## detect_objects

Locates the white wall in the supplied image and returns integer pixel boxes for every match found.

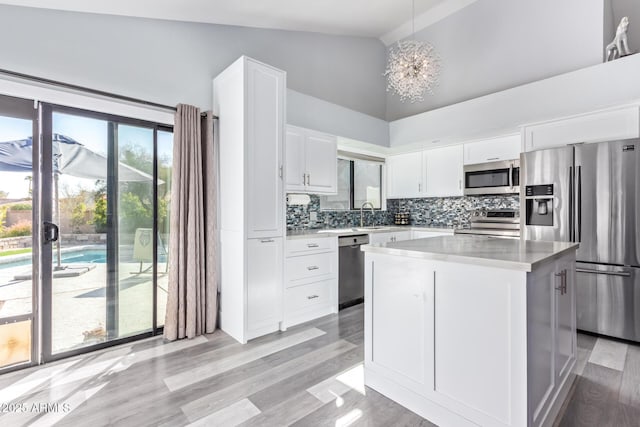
[287,90,389,147]
[0,4,388,120]
[386,0,605,121]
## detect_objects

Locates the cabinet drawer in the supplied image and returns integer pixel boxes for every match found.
[286,251,335,284]
[286,237,335,256]
[285,280,332,313]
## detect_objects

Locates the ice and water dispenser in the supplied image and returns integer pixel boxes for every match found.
[525,184,554,226]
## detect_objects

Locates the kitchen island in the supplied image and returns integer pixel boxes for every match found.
[362,235,578,427]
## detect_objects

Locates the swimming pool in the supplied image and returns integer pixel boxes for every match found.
[0,247,167,269]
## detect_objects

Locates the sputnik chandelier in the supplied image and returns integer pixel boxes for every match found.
[385,0,441,103]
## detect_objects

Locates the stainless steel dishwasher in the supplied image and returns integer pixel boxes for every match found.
[338,234,369,309]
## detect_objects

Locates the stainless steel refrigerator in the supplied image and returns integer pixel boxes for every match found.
[522,139,640,342]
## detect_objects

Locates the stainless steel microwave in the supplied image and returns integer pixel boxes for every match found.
[463,159,520,195]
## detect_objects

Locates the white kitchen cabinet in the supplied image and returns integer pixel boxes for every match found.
[527,252,577,427]
[284,236,338,328]
[386,151,424,199]
[424,145,463,197]
[214,56,286,343]
[247,238,284,335]
[285,125,337,194]
[411,230,453,239]
[555,258,575,387]
[285,127,306,191]
[387,145,463,199]
[364,248,577,427]
[463,134,521,165]
[369,230,412,245]
[367,257,434,395]
[523,106,640,152]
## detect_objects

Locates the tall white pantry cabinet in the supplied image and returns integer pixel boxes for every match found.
[213,56,286,344]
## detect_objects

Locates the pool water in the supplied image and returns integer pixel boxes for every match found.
[61,250,107,264]
[0,249,167,269]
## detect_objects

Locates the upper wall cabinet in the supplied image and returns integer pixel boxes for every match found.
[523,106,640,152]
[285,125,337,194]
[386,145,463,199]
[463,134,521,165]
[424,145,463,198]
[386,151,424,199]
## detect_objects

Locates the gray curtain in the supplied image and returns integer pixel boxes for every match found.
[164,104,217,341]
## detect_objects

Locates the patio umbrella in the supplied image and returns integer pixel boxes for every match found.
[0,134,157,267]
[0,134,154,181]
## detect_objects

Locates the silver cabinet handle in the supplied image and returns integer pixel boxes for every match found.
[576,268,631,277]
[302,173,306,185]
[307,295,319,300]
[261,239,274,243]
[487,157,500,161]
[307,266,319,271]
[307,173,311,186]
[418,183,422,192]
[279,165,283,179]
[459,179,462,190]
[307,243,319,248]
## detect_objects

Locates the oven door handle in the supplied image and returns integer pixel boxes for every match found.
[576,268,631,277]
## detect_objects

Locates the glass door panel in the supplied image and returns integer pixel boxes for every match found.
[43,106,169,359]
[0,96,37,370]
[156,130,173,328]
[49,112,109,353]
[117,124,154,336]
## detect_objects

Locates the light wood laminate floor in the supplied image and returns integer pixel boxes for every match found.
[0,304,639,426]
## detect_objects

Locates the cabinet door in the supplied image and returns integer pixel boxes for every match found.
[392,231,412,242]
[523,106,640,152]
[368,256,433,395]
[411,230,452,239]
[424,145,463,197]
[246,60,285,238]
[527,260,556,426]
[463,135,521,165]
[247,238,283,334]
[285,126,306,192]
[555,258,576,383]
[305,130,337,194]
[369,232,393,245]
[386,152,423,199]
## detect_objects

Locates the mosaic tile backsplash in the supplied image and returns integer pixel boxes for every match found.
[387,195,520,228]
[286,194,520,230]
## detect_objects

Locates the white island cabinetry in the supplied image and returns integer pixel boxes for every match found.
[363,236,578,427]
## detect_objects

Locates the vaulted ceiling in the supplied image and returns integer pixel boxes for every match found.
[0,0,477,44]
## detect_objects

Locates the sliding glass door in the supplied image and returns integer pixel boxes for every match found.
[38,104,172,361]
[0,96,172,370]
[0,95,38,371]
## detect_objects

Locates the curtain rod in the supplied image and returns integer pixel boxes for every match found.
[0,67,215,118]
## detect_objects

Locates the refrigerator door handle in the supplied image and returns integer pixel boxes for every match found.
[569,166,574,242]
[576,267,631,277]
[509,163,513,188]
[576,166,582,242]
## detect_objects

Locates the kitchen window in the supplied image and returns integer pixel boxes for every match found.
[320,157,383,210]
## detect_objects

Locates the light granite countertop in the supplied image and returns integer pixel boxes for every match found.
[286,225,456,239]
[361,235,579,272]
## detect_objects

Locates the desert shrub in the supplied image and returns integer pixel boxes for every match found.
[0,221,32,238]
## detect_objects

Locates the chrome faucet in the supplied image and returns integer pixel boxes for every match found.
[360,202,375,227]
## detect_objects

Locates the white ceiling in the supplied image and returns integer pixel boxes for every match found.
[0,0,477,44]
